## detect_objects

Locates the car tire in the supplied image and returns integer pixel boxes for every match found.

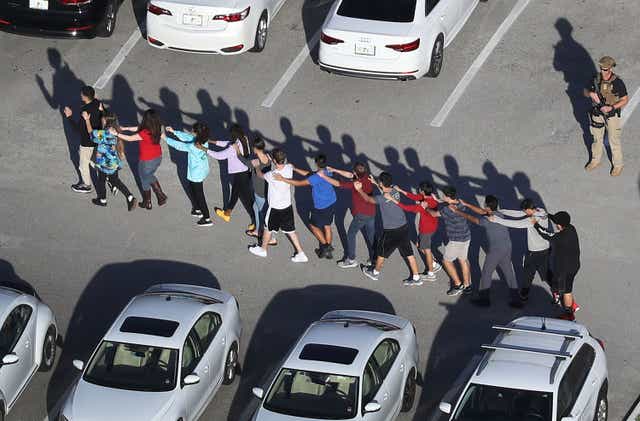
[251,12,268,52]
[222,343,239,385]
[0,405,4,421]
[38,326,57,372]
[400,368,417,412]
[593,383,608,421]
[98,0,118,38]
[426,35,444,78]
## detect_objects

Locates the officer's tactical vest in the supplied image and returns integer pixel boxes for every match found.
[595,73,620,106]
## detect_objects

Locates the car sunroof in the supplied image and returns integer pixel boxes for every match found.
[120,316,179,337]
[299,344,359,364]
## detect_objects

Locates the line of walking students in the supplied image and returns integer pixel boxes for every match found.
[65,85,581,321]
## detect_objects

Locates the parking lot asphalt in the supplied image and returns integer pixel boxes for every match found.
[1,0,639,419]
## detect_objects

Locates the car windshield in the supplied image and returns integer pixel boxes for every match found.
[83,341,178,392]
[264,368,359,419]
[452,383,553,421]
[337,0,416,23]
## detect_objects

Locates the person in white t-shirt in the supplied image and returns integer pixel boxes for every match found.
[249,149,308,263]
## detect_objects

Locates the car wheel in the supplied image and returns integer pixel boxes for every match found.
[0,405,4,421]
[251,12,268,52]
[594,385,608,421]
[39,326,57,372]
[400,369,417,412]
[426,35,444,78]
[98,0,117,37]
[222,343,238,385]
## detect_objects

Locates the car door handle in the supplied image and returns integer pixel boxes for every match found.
[25,339,30,349]
[400,363,405,373]
[203,365,209,374]
[383,392,389,401]
[440,15,445,20]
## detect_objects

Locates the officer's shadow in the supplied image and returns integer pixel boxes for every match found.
[552,17,597,163]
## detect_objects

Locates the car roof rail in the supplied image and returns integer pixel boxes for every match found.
[480,343,572,358]
[491,323,583,340]
[142,290,222,304]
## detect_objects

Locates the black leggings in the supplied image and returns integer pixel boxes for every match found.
[97,171,132,201]
[227,171,255,225]
[188,181,209,219]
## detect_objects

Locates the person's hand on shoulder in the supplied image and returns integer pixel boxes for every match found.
[354,181,363,191]
[81,111,90,121]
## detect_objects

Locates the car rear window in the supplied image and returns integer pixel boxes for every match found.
[337,0,417,23]
[120,316,179,337]
[299,344,359,364]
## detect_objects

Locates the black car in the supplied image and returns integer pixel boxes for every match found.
[0,0,123,38]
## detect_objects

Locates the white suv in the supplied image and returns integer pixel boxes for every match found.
[439,316,608,421]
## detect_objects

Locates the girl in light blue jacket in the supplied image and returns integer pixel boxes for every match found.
[164,123,213,227]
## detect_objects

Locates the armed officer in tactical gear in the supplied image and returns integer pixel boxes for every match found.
[584,56,628,177]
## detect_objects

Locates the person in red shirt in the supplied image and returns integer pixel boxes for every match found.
[391,182,442,281]
[114,109,166,210]
[318,162,376,268]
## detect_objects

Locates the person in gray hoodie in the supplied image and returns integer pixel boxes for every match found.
[489,198,551,302]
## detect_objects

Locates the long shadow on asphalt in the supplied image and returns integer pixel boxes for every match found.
[0,259,39,298]
[412,284,559,421]
[553,17,597,163]
[44,259,221,418]
[226,284,396,421]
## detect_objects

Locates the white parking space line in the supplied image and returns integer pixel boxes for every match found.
[430,0,532,127]
[261,29,321,108]
[94,29,142,90]
[621,86,640,127]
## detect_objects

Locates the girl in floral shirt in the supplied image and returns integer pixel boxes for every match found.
[83,110,137,211]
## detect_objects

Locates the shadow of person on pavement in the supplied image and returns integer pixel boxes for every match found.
[35,48,87,185]
[553,17,597,162]
[227,284,396,421]
[411,284,557,421]
[45,259,221,419]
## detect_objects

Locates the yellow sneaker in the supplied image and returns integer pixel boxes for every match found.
[585,161,600,171]
[610,166,623,177]
[247,223,256,231]
[215,208,231,222]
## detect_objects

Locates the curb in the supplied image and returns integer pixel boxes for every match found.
[625,395,640,421]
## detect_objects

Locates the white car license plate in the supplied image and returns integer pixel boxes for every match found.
[29,0,48,10]
[355,42,375,56]
[182,14,203,26]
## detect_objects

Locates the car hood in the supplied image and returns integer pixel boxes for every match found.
[254,407,342,421]
[68,380,176,421]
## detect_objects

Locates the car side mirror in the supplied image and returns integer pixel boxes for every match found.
[439,402,452,414]
[252,387,265,400]
[364,401,381,413]
[1,353,19,365]
[183,374,201,386]
[72,359,84,371]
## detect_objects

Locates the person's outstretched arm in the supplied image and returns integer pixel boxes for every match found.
[459,198,487,216]
[355,181,376,204]
[318,171,341,187]
[451,206,480,225]
[273,173,310,187]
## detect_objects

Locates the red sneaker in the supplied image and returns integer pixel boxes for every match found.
[571,301,581,313]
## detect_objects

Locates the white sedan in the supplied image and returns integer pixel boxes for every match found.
[319,0,479,80]
[0,284,57,420]
[146,0,287,54]
[59,284,242,421]
[251,310,419,421]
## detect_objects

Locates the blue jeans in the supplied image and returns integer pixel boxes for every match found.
[346,214,376,261]
[138,157,161,191]
[253,193,266,231]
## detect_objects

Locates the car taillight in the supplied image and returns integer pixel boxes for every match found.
[148,3,172,16]
[321,32,344,45]
[386,38,420,52]
[0,18,10,25]
[58,0,92,5]
[213,6,250,22]
[595,337,605,350]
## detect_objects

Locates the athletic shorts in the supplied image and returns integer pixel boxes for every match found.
[266,206,295,233]
[554,270,578,294]
[310,205,335,227]
[418,233,433,250]
[377,225,413,259]
[444,240,470,261]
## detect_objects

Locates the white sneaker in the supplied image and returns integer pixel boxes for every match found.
[337,259,358,269]
[420,272,437,282]
[249,246,267,258]
[291,252,308,263]
[432,262,442,273]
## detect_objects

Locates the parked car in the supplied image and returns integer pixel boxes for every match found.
[319,0,478,80]
[0,284,58,420]
[439,316,608,421]
[0,0,123,38]
[146,0,287,54]
[251,310,419,421]
[58,283,242,421]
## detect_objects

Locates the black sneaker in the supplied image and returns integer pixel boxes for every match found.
[446,284,465,296]
[72,184,92,193]
[462,285,473,295]
[126,196,137,212]
[92,198,107,207]
[324,247,333,260]
[519,288,530,302]
[197,217,213,227]
[315,245,327,258]
[191,209,203,218]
